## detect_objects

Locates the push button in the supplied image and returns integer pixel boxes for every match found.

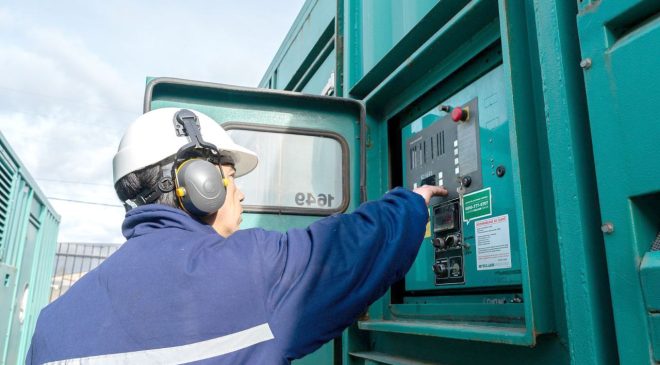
[451,106,469,122]
[440,105,469,122]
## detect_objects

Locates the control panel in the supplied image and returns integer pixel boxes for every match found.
[401,66,521,293]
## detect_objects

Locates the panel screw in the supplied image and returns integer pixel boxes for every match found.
[601,222,614,234]
[580,58,592,69]
[496,165,506,177]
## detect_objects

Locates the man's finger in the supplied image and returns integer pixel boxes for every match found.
[427,185,448,196]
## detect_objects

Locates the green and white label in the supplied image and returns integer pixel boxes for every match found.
[462,187,492,223]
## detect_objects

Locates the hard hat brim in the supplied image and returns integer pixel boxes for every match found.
[225,144,258,177]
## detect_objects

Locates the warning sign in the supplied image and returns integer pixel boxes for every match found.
[475,214,511,271]
[463,187,492,222]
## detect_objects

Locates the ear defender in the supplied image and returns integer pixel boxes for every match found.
[174,159,227,217]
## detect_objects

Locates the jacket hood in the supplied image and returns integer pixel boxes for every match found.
[121,204,216,239]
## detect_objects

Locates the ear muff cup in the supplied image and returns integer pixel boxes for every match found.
[175,159,226,217]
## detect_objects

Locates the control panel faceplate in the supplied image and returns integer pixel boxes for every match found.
[401,66,521,292]
[406,98,482,202]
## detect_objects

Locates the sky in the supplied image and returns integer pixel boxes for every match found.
[0,0,306,244]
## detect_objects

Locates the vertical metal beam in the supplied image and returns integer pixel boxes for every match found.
[498,0,556,341]
[345,0,363,92]
[530,2,619,362]
[335,0,344,97]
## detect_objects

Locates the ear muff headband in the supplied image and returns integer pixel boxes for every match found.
[171,109,229,217]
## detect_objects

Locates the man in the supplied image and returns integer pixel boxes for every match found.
[28,108,447,364]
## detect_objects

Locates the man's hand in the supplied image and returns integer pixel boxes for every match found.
[412,185,448,206]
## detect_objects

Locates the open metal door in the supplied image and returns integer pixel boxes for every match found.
[577,1,660,363]
[144,77,365,364]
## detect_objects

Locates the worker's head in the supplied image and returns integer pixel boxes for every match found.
[112,108,258,237]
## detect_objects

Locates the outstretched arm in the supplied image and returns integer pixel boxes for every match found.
[256,186,446,360]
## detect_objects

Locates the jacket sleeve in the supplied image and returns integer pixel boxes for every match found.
[25,343,33,365]
[254,187,428,360]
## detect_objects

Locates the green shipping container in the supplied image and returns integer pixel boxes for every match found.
[145,0,660,363]
[0,132,60,365]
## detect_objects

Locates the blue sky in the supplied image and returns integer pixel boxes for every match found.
[0,1,305,243]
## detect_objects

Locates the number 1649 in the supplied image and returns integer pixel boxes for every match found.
[295,192,335,207]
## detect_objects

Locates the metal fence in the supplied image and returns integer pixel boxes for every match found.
[50,242,121,302]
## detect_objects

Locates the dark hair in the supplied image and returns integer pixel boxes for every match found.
[114,160,178,209]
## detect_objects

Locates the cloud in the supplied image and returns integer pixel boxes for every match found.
[0,8,15,30]
[27,28,137,109]
[1,110,127,243]
[52,201,126,243]
[0,8,138,243]
[0,0,306,244]
[0,33,138,116]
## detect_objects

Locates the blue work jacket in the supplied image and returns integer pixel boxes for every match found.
[27,188,427,364]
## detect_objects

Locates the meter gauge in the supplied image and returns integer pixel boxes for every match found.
[433,201,459,233]
[449,256,463,278]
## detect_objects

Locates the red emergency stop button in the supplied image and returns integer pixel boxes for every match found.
[451,107,469,122]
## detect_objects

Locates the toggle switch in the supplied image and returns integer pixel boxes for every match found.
[433,262,448,277]
[432,237,446,249]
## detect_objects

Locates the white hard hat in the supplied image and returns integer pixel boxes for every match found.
[112,108,258,184]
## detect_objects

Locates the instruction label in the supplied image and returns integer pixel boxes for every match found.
[463,187,492,222]
[475,214,511,271]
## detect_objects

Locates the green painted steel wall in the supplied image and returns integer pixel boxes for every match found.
[260,0,658,363]
[577,1,660,363]
[259,0,338,92]
[0,132,60,365]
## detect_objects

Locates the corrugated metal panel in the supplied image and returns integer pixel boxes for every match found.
[0,147,16,262]
[0,132,60,365]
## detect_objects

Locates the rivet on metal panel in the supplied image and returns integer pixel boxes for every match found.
[601,222,614,234]
[580,58,592,69]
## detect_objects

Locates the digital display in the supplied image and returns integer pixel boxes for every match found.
[421,175,436,186]
[434,203,457,232]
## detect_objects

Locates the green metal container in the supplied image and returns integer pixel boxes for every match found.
[145,0,660,363]
[577,1,660,363]
[0,132,60,365]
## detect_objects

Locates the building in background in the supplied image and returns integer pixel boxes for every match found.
[0,132,60,365]
[50,242,120,302]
